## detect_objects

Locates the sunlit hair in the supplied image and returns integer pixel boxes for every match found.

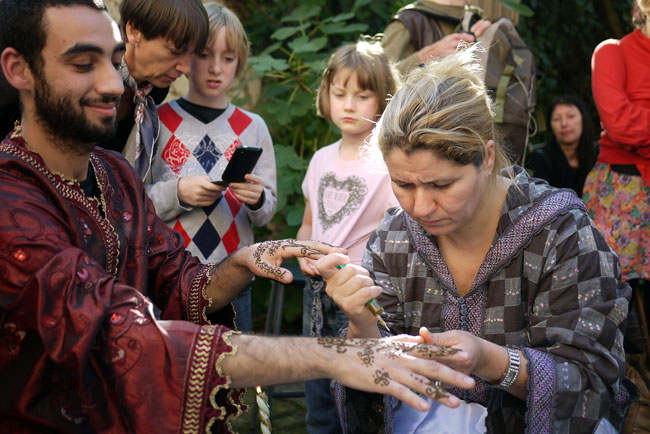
[203,2,250,77]
[373,46,512,180]
[317,38,398,121]
[633,0,650,29]
[120,0,208,54]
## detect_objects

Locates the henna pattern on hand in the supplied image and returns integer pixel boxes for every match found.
[253,239,332,279]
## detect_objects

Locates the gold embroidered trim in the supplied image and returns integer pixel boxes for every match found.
[0,139,120,275]
[89,154,120,275]
[188,263,215,324]
[181,324,218,434]
[209,329,245,432]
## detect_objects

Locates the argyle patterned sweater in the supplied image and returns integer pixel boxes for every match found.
[146,100,276,263]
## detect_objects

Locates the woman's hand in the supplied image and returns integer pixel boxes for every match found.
[177,175,224,207]
[297,256,321,277]
[317,253,383,338]
[229,173,265,207]
[418,328,509,385]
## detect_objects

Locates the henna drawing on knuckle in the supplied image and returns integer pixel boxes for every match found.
[373,369,391,387]
[424,380,448,400]
[404,344,461,358]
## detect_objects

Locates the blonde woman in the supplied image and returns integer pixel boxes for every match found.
[318,48,635,433]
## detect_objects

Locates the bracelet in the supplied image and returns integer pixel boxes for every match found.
[496,347,520,390]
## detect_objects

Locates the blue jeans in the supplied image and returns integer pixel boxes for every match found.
[232,285,252,332]
[303,277,348,434]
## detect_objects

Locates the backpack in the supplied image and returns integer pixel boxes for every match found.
[466,14,536,165]
[393,6,537,164]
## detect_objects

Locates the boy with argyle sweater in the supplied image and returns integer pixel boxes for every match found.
[146,2,276,331]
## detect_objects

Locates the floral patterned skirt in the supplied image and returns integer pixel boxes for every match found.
[582,163,650,281]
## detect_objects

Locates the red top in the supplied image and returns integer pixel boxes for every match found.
[591,29,650,185]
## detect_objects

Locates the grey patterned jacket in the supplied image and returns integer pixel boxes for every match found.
[335,167,637,434]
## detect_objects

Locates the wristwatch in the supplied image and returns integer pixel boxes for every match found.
[496,347,521,390]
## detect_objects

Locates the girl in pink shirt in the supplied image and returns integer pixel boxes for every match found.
[296,40,398,434]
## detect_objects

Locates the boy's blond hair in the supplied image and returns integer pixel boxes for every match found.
[375,46,512,179]
[203,2,249,77]
[317,39,398,121]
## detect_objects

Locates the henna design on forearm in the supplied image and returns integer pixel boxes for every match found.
[317,336,348,353]
[374,369,390,387]
[317,338,459,368]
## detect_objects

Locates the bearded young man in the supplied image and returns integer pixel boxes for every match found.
[0,1,476,432]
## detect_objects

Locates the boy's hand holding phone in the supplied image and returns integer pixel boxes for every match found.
[230,173,265,208]
[178,176,225,207]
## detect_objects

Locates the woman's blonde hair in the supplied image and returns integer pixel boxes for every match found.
[317,38,398,121]
[203,2,249,77]
[375,46,511,177]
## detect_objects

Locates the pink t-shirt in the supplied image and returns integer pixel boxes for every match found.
[302,141,398,265]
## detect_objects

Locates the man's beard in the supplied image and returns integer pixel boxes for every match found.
[33,72,119,155]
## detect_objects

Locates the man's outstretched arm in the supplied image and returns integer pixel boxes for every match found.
[204,239,342,312]
[223,334,476,411]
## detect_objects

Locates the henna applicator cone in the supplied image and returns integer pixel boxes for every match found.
[335,264,389,330]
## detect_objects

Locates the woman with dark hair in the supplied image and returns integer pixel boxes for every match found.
[526,95,597,195]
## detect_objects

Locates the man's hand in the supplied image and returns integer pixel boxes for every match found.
[229,173,265,207]
[416,19,491,63]
[470,19,491,38]
[417,33,475,62]
[225,334,476,411]
[205,239,344,312]
[240,239,344,284]
[177,176,224,207]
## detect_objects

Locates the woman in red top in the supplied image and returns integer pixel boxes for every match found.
[582,0,650,282]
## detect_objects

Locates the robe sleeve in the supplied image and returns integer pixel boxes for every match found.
[0,170,244,433]
[521,208,633,433]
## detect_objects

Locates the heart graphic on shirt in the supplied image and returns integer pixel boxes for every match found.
[317,172,368,231]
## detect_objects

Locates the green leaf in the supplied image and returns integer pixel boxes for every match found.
[286,203,306,226]
[281,5,322,23]
[261,42,282,55]
[289,36,328,54]
[330,12,356,23]
[320,22,368,35]
[271,23,311,41]
[248,54,288,73]
[497,0,534,17]
[352,0,373,12]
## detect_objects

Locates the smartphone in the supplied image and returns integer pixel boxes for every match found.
[212,146,263,186]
